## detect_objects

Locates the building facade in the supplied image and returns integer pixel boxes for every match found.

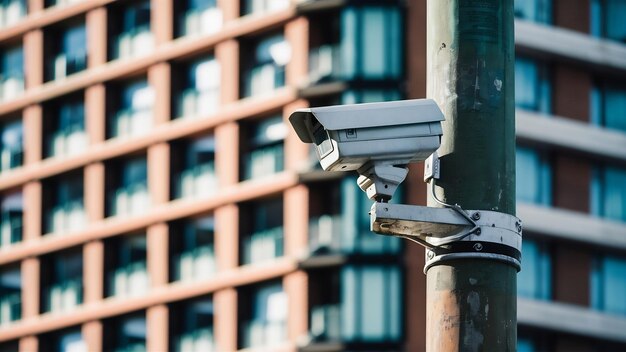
[0,0,623,351]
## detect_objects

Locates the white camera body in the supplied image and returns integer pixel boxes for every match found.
[289,99,444,201]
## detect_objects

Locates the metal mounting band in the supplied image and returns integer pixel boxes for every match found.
[370,203,523,272]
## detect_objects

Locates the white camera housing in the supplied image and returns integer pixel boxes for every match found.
[289,99,444,201]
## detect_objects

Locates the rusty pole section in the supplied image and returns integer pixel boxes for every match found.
[425,0,517,351]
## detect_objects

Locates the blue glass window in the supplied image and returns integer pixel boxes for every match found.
[516,147,552,205]
[176,56,220,119]
[178,0,221,37]
[340,265,402,342]
[170,297,215,352]
[591,82,626,133]
[110,1,153,60]
[592,254,626,316]
[241,198,283,265]
[242,116,285,181]
[514,0,552,24]
[240,282,287,349]
[41,249,83,313]
[0,119,23,172]
[106,234,149,298]
[515,57,552,114]
[0,0,26,28]
[110,79,154,139]
[591,0,626,43]
[592,165,626,222]
[0,192,22,248]
[44,172,85,235]
[242,34,290,98]
[45,94,87,158]
[172,136,217,199]
[108,156,149,217]
[104,312,147,352]
[0,265,20,326]
[170,217,216,282]
[0,45,24,102]
[340,6,402,80]
[518,239,552,300]
[40,328,86,352]
[48,24,87,81]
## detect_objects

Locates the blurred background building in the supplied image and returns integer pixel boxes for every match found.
[0,0,624,351]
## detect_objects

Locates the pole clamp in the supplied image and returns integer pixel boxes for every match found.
[370,203,522,273]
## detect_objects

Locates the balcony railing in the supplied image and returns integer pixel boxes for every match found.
[112,108,152,139]
[53,54,87,80]
[50,129,88,158]
[175,327,215,352]
[308,45,341,84]
[308,215,343,254]
[242,227,283,265]
[115,28,154,60]
[0,291,20,326]
[175,162,218,199]
[243,144,284,180]
[241,320,286,349]
[110,261,149,298]
[0,77,24,102]
[0,0,26,29]
[244,64,285,98]
[49,201,86,235]
[0,212,22,248]
[173,245,216,282]
[45,278,82,313]
[112,182,150,217]
[182,7,222,37]
[310,304,341,342]
[179,88,220,119]
[0,147,22,172]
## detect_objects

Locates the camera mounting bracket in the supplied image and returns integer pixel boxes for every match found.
[370,202,522,273]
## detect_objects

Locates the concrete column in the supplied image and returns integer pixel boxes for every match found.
[148,62,171,126]
[21,258,40,319]
[147,304,169,351]
[23,181,42,241]
[19,336,38,352]
[24,30,44,89]
[27,0,44,13]
[85,163,105,222]
[83,241,104,304]
[151,0,173,45]
[148,142,170,205]
[215,40,239,105]
[86,84,107,144]
[218,0,239,22]
[87,7,108,68]
[215,123,239,187]
[285,17,309,87]
[147,223,169,287]
[215,204,238,271]
[283,185,308,258]
[214,288,238,352]
[82,320,103,352]
[553,65,592,122]
[23,105,42,165]
[284,271,308,343]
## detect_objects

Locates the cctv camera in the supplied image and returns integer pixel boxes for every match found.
[289,99,444,201]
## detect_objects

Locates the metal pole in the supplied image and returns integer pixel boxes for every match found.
[425,0,517,351]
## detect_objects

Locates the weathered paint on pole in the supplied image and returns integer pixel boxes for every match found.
[425,0,517,351]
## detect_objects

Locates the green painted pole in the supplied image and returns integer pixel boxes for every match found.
[425,0,517,351]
